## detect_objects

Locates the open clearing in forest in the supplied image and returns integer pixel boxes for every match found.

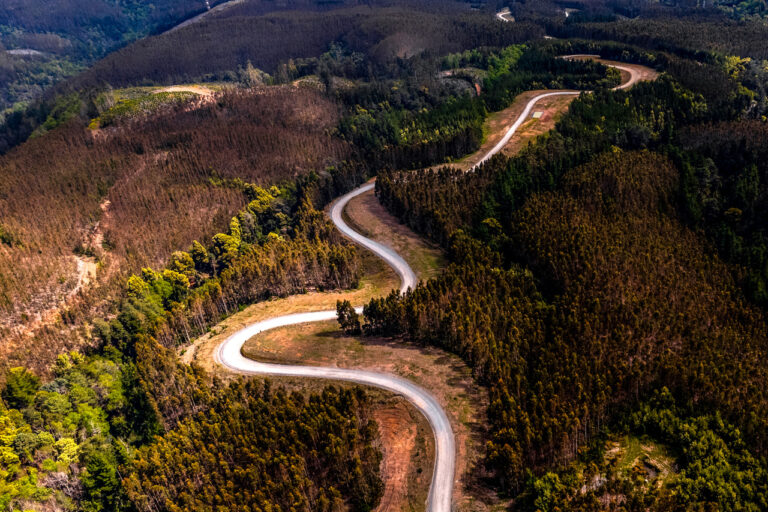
[373,400,434,512]
[152,84,216,97]
[607,435,677,483]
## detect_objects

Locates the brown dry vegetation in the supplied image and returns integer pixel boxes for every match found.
[0,86,349,374]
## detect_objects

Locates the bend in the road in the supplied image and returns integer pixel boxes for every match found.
[475,90,580,167]
[215,54,650,512]
[216,184,452,512]
[473,57,647,169]
[330,184,417,294]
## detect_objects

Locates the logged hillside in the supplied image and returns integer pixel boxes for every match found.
[0,145,368,510]
[0,86,349,371]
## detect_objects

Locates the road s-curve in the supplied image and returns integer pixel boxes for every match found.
[331,183,418,294]
[216,55,649,512]
[216,184,452,512]
[473,56,646,168]
[495,9,514,22]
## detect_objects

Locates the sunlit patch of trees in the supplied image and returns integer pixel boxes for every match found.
[0,173,376,511]
[125,382,383,512]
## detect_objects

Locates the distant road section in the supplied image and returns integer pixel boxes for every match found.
[496,8,515,22]
[473,56,656,168]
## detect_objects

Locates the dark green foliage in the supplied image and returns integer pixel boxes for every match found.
[677,120,768,306]
[124,381,383,512]
[515,389,768,510]
[366,150,768,502]
[340,44,621,171]
[376,73,707,250]
[337,299,362,335]
[0,352,137,510]
[626,389,768,511]
[2,367,40,409]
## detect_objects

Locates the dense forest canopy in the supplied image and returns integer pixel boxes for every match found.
[365,30,768,508]
[1,0,768,510]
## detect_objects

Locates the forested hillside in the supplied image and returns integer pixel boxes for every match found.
[62,2,540,90]
[0,0,233,118]
[0,86,354,375]
[361,27,768,509]
[3,0,768,510]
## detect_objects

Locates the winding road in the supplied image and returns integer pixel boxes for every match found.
[474,56,648,168]
[215,55,652,512]
[215,184,454,512]
[496,9,514,22]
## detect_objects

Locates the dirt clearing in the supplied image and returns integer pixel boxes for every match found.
[153,85,215,97]
[374,400,434,512]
